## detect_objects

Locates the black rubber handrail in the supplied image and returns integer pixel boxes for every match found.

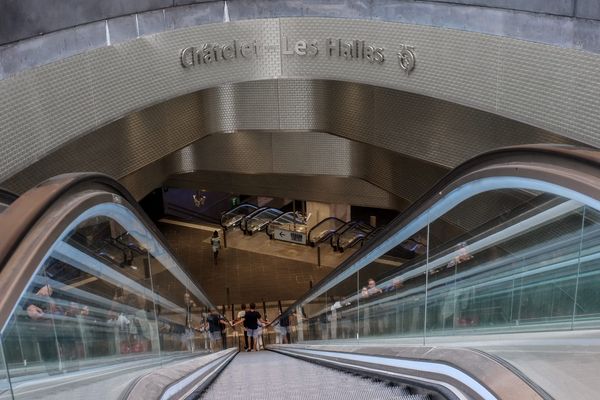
[241,207,283,233]
[334,221,375,250]
[220,203,258,229]
[0,173,139,269]
[273,144,600,323]
[307,216,346,245]
[0,188,18,207]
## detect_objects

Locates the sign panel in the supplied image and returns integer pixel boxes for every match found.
[273,228,307,245]
[180,37,416,74]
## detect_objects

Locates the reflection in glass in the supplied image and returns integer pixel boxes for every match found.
[291,187,600,346]
[1,203,229,400]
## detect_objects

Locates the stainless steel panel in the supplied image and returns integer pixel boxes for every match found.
[279,18,501,111]
[166,171,407,210]
[1,17,600,190]
[120,130,445,208]
[3,79,580,201]
[271,132,353,176]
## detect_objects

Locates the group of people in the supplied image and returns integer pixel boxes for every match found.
[360,277,404,299]
[203,303,273,352]
[233,303,268,351]
[22,283,160,374]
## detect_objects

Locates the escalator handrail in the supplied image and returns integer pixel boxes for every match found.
[334,221,375,248]
[240,206,268,230]
[246,207,283,221]
[329,220,358,247]
[273,144,600,323]
[307,216,346,242]
[0,172,221,326]
[220,203,258,217]
[0,173,142,269]
[0,187,18,207]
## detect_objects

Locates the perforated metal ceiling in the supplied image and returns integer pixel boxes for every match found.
[1,17,600,190]
[2,79,580,203]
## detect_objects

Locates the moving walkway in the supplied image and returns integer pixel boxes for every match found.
[2,146,600,399]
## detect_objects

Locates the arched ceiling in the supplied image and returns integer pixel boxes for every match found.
[1,79,582,213]
[2,16,600,191]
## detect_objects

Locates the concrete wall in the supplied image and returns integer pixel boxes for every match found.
[306,202,351,228]
[4,1,600,79]
[4,0,600,47]
[0,0,214,44]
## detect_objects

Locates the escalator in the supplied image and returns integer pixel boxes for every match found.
[308,217,346,247]
[3,146,600,399]
[220,204,258,230]
[200,351,433,400]
[0,174,448,400]
[269,145,600,400]
[333,221,375,252]
[0,174,240,400]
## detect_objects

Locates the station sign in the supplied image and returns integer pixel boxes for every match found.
[180,36,415,74]
[273,228,307,245]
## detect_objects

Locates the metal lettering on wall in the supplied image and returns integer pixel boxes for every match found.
[398,45,416,74]
[181,36,415,74]
[282,36,385,64]
[180,40,259,67]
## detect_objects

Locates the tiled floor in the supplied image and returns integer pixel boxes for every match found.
[158,221,354,306]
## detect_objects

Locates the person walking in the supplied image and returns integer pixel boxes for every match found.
[211,231,221,265]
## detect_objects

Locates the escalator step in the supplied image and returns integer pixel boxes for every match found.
[200,352,430,400]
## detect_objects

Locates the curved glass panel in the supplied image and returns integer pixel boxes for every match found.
[0,201,235,400]
[287,176,600,348]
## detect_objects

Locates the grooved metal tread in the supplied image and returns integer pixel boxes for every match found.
[200,351,429,400]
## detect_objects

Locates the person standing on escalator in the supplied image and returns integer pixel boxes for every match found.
[235,303,266,351]
[25,284,62,375]
[236,304,249,350]
[206,309,228,352]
